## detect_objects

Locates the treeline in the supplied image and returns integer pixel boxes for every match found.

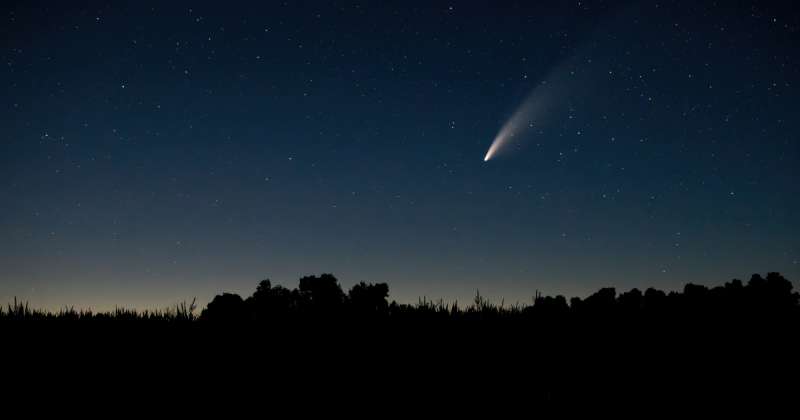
[201,271,800,325]
[4,272,798,409]
[3,272,797,325]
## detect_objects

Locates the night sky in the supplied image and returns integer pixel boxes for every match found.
[2,1,797,312]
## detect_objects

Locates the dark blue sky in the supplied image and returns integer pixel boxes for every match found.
[2,0,797,311]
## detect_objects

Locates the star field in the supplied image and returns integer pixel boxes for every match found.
[1,0,797,311]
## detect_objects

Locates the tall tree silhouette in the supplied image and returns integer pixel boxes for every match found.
[347,281,389,316]
[569,296,583,311]
[617,288,644,309]
[682,283,710,312]
[582,287,616,313]
[245,279,298,321]
[201,293,249,324]
[525,293,569,318]
[297,273,346,316]
[643,287,667,309]
[746,272,800,313]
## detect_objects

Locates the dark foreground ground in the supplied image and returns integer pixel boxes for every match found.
[7,273,797,413]
[7,314,796,415]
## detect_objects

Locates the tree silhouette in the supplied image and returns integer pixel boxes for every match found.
[201,293,249,324]
[617,288,643,309]
[747,272,800,312]
[582,287,616,313]
[347,281,389,316]
[643,287,667,309]
[569,296,583,311]
[682,283,710,312]
[245,279,297,321]
[297,273,346,316]
[525,293,569,317]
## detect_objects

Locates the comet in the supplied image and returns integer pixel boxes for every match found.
[484,84,555,161]
[483,87,550,161]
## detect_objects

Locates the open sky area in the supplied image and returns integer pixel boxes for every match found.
[1,0,797,312]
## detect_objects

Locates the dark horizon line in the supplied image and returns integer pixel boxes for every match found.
[2,271,797,320]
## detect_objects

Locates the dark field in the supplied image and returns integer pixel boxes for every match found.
[5,272,797,412]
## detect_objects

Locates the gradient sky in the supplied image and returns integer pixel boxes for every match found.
[2,0,797,312]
